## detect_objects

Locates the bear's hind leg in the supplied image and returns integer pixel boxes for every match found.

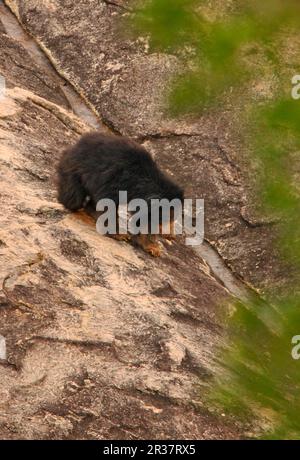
[57,172,86,211]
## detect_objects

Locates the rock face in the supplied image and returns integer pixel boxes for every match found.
[0,2,246,439]
[3,0,287,294]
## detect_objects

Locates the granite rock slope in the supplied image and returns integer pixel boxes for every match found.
[4,0,286,292]
[0,8,243,439]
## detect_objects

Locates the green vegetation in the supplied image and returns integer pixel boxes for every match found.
[131,0,300,438]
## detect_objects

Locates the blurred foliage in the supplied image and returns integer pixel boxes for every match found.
[130,0,300,439]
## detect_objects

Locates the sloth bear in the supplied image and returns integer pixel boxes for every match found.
[57,132,184,256]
